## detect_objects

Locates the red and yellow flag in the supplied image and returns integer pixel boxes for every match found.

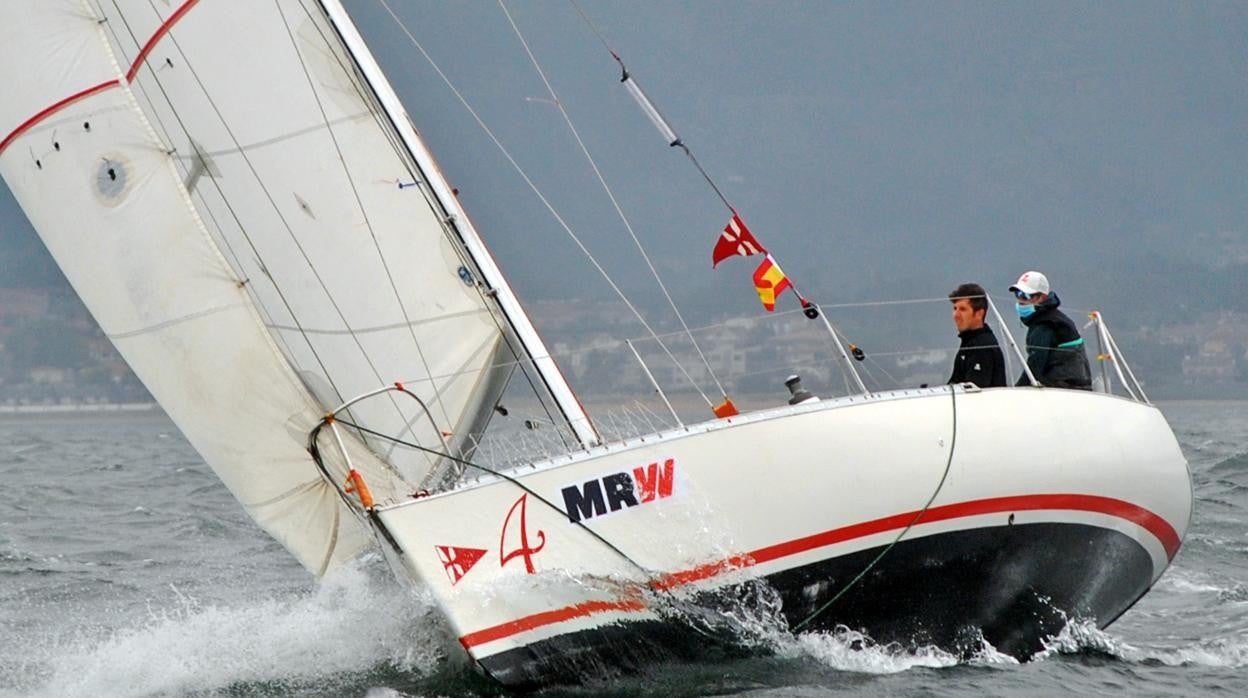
[752,254,793,311]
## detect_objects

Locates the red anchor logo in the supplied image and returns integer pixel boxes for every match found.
[499,493,546,574]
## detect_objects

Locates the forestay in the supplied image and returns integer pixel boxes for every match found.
[0,0,559,574]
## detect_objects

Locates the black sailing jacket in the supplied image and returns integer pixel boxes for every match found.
[948,325,1007,388]
[1015,293,1093,389]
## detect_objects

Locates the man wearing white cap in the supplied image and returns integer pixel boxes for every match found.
[1009,271,1092,389]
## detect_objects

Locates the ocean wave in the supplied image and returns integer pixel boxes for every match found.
[773,625,961,674]
[1210,452,1248,474]
[1033,618,1248,669]
[1162,570,1248,603]
[4,561,450,698]
[1136,638,1248,668]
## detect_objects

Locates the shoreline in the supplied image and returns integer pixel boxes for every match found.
[0,402,163,420]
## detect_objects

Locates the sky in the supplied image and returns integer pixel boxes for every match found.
[3,0,1247,327]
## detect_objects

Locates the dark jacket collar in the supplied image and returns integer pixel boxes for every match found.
[1021,292,1062,326]
[957,324,996,340]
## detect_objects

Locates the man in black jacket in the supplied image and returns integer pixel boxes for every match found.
[947,283,1007,388]
[1009,271,1092,389]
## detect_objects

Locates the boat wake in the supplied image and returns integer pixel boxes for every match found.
[776,626,963,673]
[9,560,1248,697]
[4,560,451,698]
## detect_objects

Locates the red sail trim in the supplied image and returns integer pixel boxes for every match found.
[0,0,202,157]
[459,493,1181,649]
[0,80,121,156]
[126,0,203,82]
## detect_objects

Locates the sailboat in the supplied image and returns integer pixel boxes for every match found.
[0,1,1191,689]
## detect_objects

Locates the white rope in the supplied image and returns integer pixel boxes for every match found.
[374,0,715,408]
[498,0,728,400]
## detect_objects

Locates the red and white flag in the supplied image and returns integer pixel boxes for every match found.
[435,545,487,585]
[712,212,765,267]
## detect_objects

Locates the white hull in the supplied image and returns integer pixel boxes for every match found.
[372,386,1191,685]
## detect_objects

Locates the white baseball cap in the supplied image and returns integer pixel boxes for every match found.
[1010,270,1050,296]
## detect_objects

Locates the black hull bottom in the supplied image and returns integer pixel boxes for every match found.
[476,522,1156,688]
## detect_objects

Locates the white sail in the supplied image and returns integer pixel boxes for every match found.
[316,0,600,450]
[0,0,581,573]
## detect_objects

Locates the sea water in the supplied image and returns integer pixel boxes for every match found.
[1,401,1246,697]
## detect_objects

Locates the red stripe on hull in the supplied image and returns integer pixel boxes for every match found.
[459,598,646,650]
[460,493,1180,649]
[658,493,1180,590]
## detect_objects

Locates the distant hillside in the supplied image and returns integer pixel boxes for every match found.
[1,196,63,289]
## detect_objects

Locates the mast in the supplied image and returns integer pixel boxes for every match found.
[316,0,598,448]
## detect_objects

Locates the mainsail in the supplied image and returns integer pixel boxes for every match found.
[0,0,591,574]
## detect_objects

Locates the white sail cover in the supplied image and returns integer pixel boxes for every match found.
[0,0,525,573]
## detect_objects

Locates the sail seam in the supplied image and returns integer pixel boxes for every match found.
[334,0,599,448]
[103,0,409,500]
[138,5,369,417]
[265,308,491,335]
[118,0,334,395]
[306,0,574,456]
[275,0,456,462]
[295,0,552,465]
[104,302,248,340]
[102,2,336,421]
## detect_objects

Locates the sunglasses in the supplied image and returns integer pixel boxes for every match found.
[1013,289,1034,300]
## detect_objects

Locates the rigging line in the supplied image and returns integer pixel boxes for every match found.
[124,1,305,369]
[120,0,320,358]
[304,8,569,457]
[569,0,613,56]
[628,294,968,343]
[567,0,735,215]
[303,0,570,450]
[498,0,727,401]
[325,417,654,578]
[375,0,715,410]
[829,321,864,395]
[275,0,456,451]
[94,0,243,279]
[329,414,726,645]
[113,0,313,371]
[118,1,393,470]
[161,8,408,430]
[388,336,497,483]
[792,387,958,632]
[396,331,948,390]
[678,143,733,214]
[320,418,725,640]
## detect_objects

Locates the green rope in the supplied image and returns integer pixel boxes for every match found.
[792,387,959,632]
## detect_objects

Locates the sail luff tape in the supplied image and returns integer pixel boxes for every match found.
[622,76,680,146]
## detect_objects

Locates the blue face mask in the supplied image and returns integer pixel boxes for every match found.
[1016,303,1036,319]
